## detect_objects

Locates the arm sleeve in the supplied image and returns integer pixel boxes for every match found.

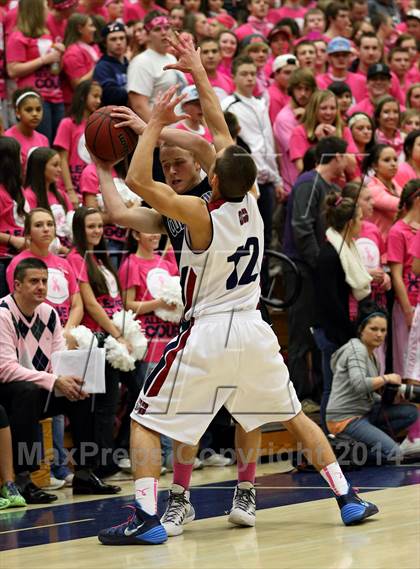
[289,126,309,161]
[6,31,27,63]
[118,257,141,291]
[387,225,405,264]
[347,342,377,395]
[62,47,92,80]
[80,165,99,196]
[127,58,154,97]
[53,118,72,151]
[0,311,56,390]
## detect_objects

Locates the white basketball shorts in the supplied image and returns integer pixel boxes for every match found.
[131,310,301,445]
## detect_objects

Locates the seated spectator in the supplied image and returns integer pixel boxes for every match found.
[6,0,65,144]
[273,67,317,195]
[326,305,419,460]
[267,54,297,124]
[0,137,29,257]
[396,129,420,187]
[23,148,74,251]
[4,89,49,172]
[289,89,357,174]
[387,181,420,377]
[374,96,404,158]
[314,192,372,430]
[93,21,129,106]
[0,257,120,503]
[62,13,101,108]
[0,404,27,509]
[235,0,273,42]
[365,144,402,239]
[401,109,420,135]
[406,83,420,111]
[53,79,102,206]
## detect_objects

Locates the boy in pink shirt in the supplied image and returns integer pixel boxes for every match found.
[123,0,164,22]
[267,54,297,124]
[47,0,79,42]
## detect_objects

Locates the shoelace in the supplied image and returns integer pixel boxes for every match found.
[234,488,256,513]
[163,493,189,523]
[110,505,138,530]
[5,482,21,496]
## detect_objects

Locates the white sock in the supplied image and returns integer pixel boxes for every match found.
[320,462,349,496]
[134,477,158,515]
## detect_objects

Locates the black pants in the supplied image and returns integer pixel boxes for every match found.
[258,182,276,296]
[0,381,95,474]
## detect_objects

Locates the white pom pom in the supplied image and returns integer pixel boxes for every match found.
[114,178,143,207]
[69,325,98,350]
[110,310,148,363]
[104,335,136,371]
[154,276,184,323]
[61,210,75,240]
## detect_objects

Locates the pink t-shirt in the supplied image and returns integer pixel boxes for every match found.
[123,0,164,22]
[0,10,6,99]
[235,20,273,41]
[67,249,123,332]
[78,3,108,19]
[53,117,90,194]
[118,253,179,362]
[316,72,366,103]
[395,162,417,188]
[186,71,234,101]
[79,163,128,243]
[46,12,68,43]
[217,59,233,79]
[273,103,299,194]
[289,124,357,162]
[4,125,49,171]
[6,250,78,325]
[354,70,405,106]
[367,176,402,241]
[267,5,307,27]
[387,219,419,307]
[0,184,29,256]
[267,83,290,124]
[409,231,420,303]
[175,121,213,143]
[6,30,63,103]
[62,42,101,105]
[407,63,420,86]
[23,186,73,240]
[349,97,374,117]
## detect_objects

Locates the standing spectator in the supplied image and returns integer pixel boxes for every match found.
[405,228,420,388]
[222,55,283,292]
[184,12,211,43]
[370,11,395,52]
[406,83,420,110]
[349,63,395,117]
[47,0,79,43]
[282,136,348,405]
[127,19,148,59]
[406,9,420,42]
[78,0,109,19]
[62,13,100,108]
[23,148,74,251]
[235,0,273,42]
[387,181,420,376]
[267,54,297,124]
[4,88,49,171]
[123,0,163,22]
[6,0,65,143]
[325,2,352,39]
[127,11,184,121]
[294,40,317,72]
[273,67,316,195]
[168,6,185,33]
[365,144,402,239]
[105,0,125,22]
[314,193,371,430]
[264,25,293,78]
[316,37,366,103]
[396,129,420,187]
[348,112,376,176]
[240,34,271,100]
[93,22,129,106]
[289,89,357,174]
[193,37,234,101]
[401,109,420,135]
[374,95,404,158]
[53,79,102,205]
[217,29,238,78]
[0,137,29,257]
[303,7,327,36]
[0,1,8,129]
[389,46,411,93]
[329,81,352,123]
[67,207,127,479]
[313,38,329,76]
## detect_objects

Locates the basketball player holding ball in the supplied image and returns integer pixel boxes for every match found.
[97,37,379,545]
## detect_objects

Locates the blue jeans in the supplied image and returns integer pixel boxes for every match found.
[343,402,418,461]
[38,101,65,144]
[51,415,72,480]
[313,328,338,433]
[107,239,126,270]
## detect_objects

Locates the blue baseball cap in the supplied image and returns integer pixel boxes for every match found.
[327,36,352,55]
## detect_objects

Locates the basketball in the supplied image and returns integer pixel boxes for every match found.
[85,106,138,162]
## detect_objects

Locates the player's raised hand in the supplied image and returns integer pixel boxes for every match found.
[111,106,145,136]
[150,86,190,127]
[164,32,203,74]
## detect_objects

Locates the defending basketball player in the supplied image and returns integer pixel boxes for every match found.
[97,36,379,545]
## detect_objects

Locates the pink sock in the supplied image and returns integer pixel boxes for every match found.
[173,462,194,490]
[407,417,420,441]
[237,458,256,485]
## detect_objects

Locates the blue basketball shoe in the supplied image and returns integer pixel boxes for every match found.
[337,487,379,526]
[98,505,168,545]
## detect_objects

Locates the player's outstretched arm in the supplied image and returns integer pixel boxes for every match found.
[165,34,234,152]
[111,106,216,173]
[94,157,166,234]
[125,88,211,238]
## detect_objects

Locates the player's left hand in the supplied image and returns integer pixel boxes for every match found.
[150,86,191,127]
[164,32,203,74]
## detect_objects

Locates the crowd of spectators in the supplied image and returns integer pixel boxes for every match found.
[0,0,419,508]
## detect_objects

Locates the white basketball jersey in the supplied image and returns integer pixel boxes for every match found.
[179,194,264,320]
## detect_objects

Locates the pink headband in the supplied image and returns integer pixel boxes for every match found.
[144,16,170,32]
